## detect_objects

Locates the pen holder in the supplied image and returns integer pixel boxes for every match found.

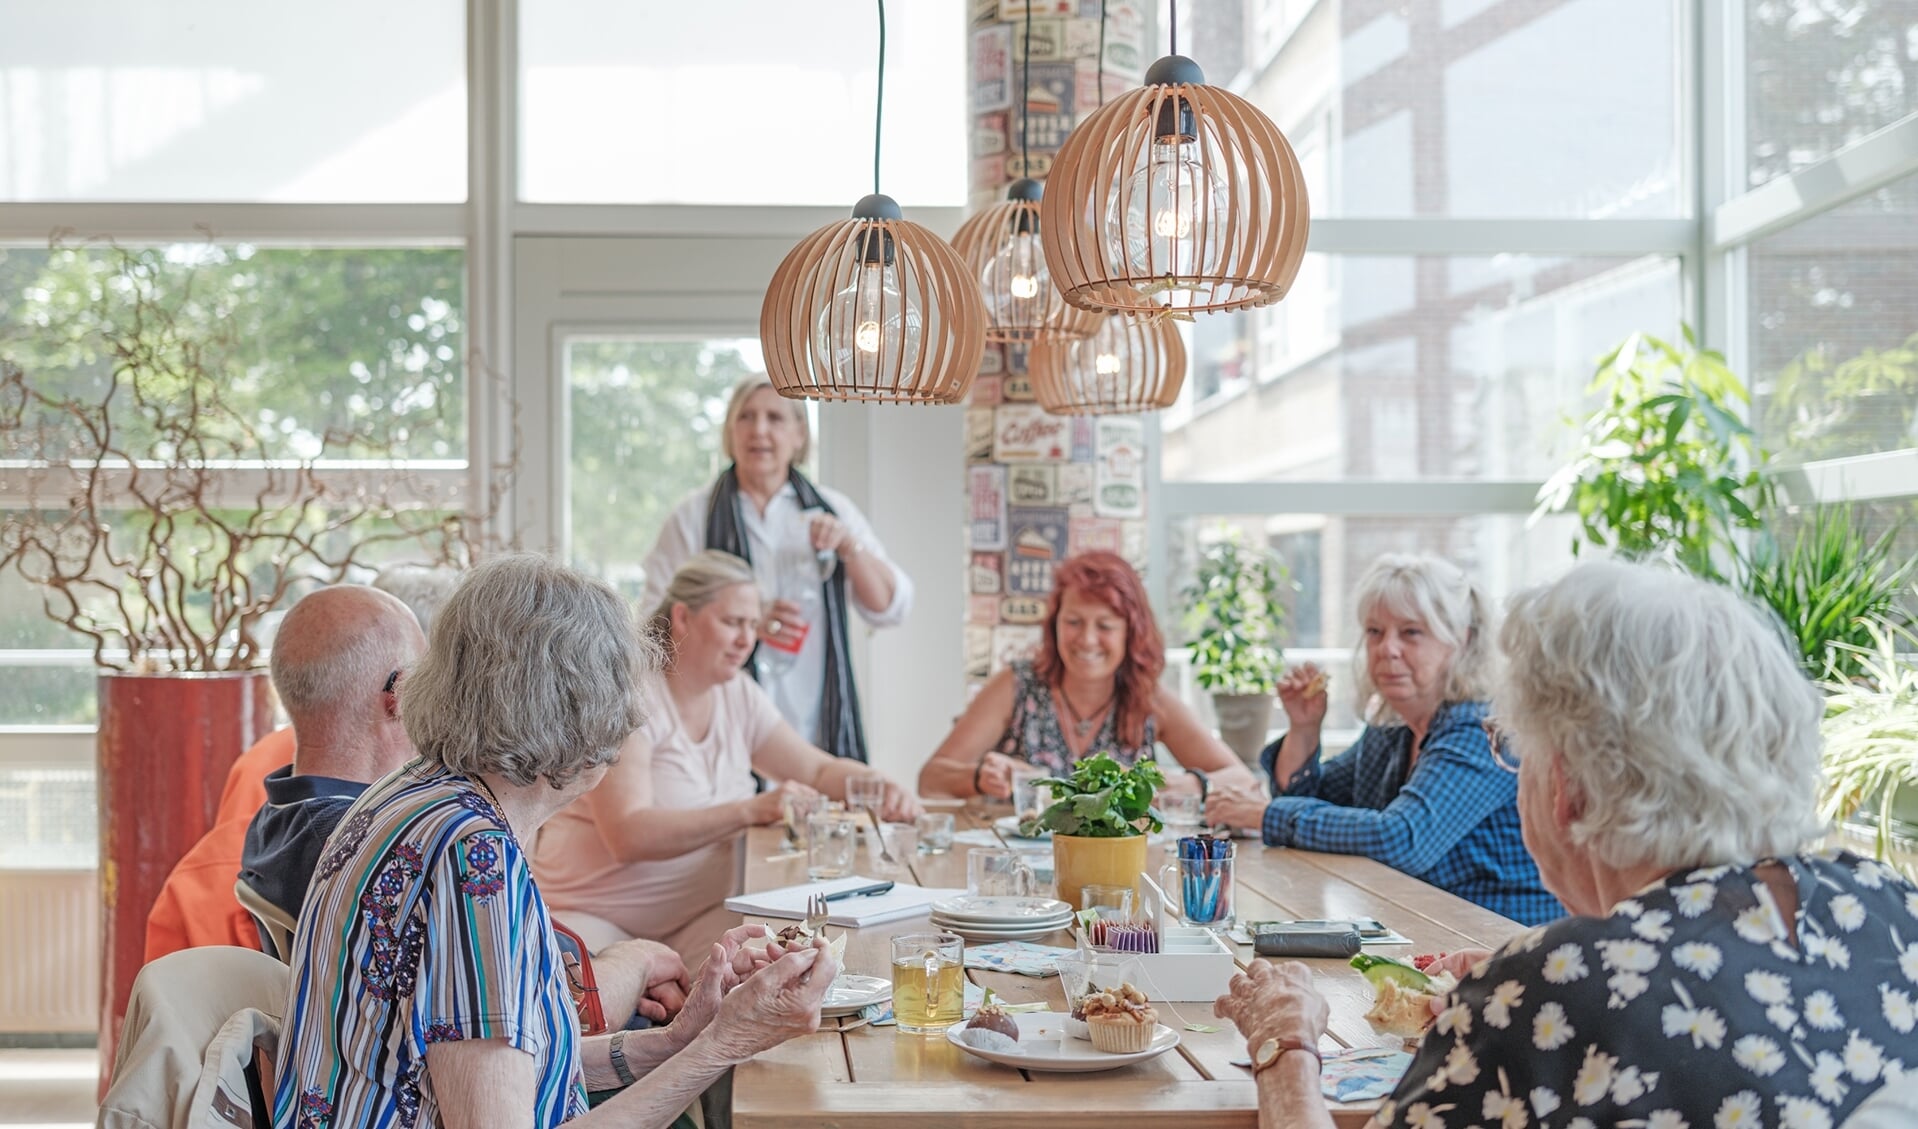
[1158,837,1235,931]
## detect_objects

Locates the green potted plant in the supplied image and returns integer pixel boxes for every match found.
[1739,504,1912,682]
[1533,327,1772,584]
[1182,528,1290,769]
[1028,754,1164,911]
[1817,620,1918,868]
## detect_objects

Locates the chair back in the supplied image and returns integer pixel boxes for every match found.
[233,878,296,962]
[99,946,288,1129]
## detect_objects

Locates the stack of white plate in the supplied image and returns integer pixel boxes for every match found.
[929,895,1074,942]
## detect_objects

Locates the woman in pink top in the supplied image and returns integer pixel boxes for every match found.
[536,551,921,962]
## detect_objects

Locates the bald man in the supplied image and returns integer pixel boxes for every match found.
[238,584,426,920]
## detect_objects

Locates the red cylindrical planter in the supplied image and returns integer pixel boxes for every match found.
[96,670,274,1088]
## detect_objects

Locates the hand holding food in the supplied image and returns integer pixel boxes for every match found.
[1352,954,1458,1039]
[1275,663,1331,727]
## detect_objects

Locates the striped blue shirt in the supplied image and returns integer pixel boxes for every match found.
[1260,700,1563,926]
[273,759,586,1129]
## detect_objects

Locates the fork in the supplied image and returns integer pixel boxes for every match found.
[805,892,831,938]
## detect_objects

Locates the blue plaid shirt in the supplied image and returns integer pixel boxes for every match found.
[1259,700,1563,926]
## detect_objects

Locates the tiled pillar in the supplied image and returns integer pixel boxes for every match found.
[962,1,1151,695]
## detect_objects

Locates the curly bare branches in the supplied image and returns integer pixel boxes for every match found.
[0,239,516,672]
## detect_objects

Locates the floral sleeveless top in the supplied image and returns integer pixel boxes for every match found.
[996,660,1157,777]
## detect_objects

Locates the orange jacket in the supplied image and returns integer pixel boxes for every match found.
[142,727,296,963]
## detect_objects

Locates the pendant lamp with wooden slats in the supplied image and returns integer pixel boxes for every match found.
[1028,313,1186,416]
[1040,54,1310,316]
[950,178,1101,344]
[760,0,987,404]
[762,193,986,404]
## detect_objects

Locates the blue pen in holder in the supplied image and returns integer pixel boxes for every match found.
[1157,836,1236,932]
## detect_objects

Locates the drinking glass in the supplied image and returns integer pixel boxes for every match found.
[783,791,829,849]
[968,847,1039,897]
[915,812,955,854]
[890,932,965,1034]
[1010,764,1047,822]
[1158,837,1236,930]
[1080,884,1135,923]
[1157,790,1201,832]
[846,774,888,819]
[806,811,857,880]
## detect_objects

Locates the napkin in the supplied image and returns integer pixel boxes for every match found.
[962,941,1075,976]
[725,875,966,928]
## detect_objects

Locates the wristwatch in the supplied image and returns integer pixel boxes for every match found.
[1252,1034,1322,1076]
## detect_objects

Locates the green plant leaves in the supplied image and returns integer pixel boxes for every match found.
[1033,755,1165,838]
[1181,528,1291,695]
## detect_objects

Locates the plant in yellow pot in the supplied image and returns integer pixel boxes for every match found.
[1028,754,1165,911]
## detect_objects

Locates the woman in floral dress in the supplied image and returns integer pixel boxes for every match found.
[1217,559,1918,1129]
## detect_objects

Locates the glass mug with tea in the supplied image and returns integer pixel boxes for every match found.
[968,847,1040,898]
[806,810,858,880]
[1159,837,1236,931]
[891,932,965,1034]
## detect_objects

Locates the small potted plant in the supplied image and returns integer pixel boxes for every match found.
[1182,528,1290,768]
[1818,620,1918,869]
[1029,754,1164,911]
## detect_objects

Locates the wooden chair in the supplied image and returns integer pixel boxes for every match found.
[234,878,296,962]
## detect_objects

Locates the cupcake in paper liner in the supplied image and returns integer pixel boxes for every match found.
[1081,982,1158,1053]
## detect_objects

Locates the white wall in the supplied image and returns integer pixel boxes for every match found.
[818,402,964,784]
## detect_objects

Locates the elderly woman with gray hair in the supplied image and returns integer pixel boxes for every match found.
[1208,553,1560,925]
[1215,559,1918,1129]
[273,554,837,1129]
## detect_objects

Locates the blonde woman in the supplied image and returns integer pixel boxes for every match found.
[537,551,920,964]
[639,378,912,761]
[1208,553,1560,925]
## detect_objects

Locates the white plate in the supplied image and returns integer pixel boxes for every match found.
[820,973,891,1018]
[947,1011,1180,1072]
[994,815,1050,841]
[930,912,1073,932]
[930,895,1073,923]
[931,922,1074,943]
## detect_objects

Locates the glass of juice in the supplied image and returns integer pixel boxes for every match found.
[890,932,965,1034]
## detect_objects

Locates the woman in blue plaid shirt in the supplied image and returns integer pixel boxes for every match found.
[1207,553,1562,926]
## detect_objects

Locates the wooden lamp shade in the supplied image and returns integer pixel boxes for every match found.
[1029,313,1186,416]
[950,179,1101,344]
[761,193,987,404]
[1039,55,1310,317]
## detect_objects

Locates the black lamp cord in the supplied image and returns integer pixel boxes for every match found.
[1170,0,1178,55]
[1097,0,1107,107]
[1021,2,1031,173]
[874,0,886,196]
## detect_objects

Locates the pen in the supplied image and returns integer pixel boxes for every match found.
[822,880,895,901]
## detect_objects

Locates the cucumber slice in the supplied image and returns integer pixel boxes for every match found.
[1350,953,1433,991]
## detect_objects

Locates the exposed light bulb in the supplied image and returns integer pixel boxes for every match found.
[982,230,1050,323]
[1108,138,1228,305]
[1094,351,1123,376]
[818,257,923,388]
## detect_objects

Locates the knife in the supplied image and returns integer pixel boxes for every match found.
[822,880,896,902]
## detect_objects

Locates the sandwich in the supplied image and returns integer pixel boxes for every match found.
[1352,954,1457,1039]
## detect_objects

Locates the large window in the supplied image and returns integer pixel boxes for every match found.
[565,337,775,594]
[1745,0,1918,192]
[1186,0,1684,218]
[0,2,466,202]
[1166,254,1681,482]
[519,1,966,207]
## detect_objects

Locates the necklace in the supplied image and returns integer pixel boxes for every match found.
[1057,685,1115,738]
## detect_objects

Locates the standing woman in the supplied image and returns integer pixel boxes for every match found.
[642,378,912,761]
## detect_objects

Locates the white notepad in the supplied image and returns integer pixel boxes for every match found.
[725,875,966,928]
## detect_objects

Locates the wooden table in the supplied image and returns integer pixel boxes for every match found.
[731,809,1522,1128]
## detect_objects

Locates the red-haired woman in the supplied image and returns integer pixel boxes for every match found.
[919,551,1258,800]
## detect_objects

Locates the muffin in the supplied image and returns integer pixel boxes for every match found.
[1081,982,1158,1053]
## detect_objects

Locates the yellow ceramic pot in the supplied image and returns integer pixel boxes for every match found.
[1051,833,1149,911]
